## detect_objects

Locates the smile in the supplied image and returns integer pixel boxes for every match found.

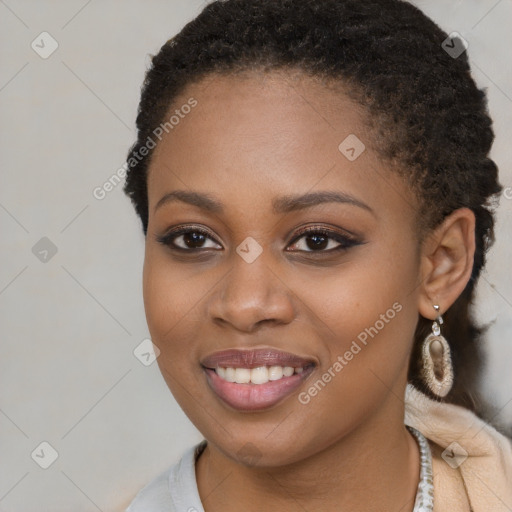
[214,365,304,384]
[201,348,316,411]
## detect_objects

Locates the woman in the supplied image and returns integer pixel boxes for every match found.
[123,0,512,510]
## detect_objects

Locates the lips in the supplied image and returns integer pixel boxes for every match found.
[201,348,316,411]
[201,348,315,369]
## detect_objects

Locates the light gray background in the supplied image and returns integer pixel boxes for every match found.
[1,1,511,510]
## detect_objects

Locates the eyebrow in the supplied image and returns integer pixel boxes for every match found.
[154,190,374,215]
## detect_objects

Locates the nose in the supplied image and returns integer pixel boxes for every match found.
[207,253,296,333]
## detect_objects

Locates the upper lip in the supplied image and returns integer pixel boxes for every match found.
[201,348,316,369]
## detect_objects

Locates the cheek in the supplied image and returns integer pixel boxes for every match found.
[142,250,207,413]
[292,239,420,387]
[142,248,202,364]
[298,242,418,337]
[283,247,420,452]
[143,245,208,337]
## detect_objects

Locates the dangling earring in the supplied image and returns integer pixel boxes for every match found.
[421,304,454,398]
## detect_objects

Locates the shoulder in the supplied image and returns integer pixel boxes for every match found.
[125,442,206,512]
[125,466,173,512]
[404,384,512,512]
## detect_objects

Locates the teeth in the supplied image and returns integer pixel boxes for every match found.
[250,366,269,384]
[225,367,236,382]
[234,368,251,383]
[268,365,283,381]
[283,366,294,377]
[214,365,306,384]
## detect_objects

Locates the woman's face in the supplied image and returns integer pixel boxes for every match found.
[143,71,423,466]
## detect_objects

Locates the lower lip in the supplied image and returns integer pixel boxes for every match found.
[203,366,314,411]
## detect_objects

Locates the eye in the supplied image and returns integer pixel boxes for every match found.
[155,225,222,251]
[156,224,361,254]
[286,225,360,253]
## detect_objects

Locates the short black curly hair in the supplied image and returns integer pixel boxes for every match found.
[124,0,502,418]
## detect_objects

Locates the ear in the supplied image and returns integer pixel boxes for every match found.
[418,208,476,319]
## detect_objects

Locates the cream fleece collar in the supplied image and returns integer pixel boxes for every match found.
[404,384,512,512]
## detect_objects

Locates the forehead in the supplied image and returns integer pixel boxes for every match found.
[146,70,413,223]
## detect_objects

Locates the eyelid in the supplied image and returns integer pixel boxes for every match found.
[289,224,358,242]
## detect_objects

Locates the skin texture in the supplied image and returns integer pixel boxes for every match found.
[142,71,475,512]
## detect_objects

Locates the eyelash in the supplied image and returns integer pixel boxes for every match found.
[155,224,361,254]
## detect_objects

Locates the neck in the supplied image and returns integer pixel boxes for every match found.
[196,391,421,512]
